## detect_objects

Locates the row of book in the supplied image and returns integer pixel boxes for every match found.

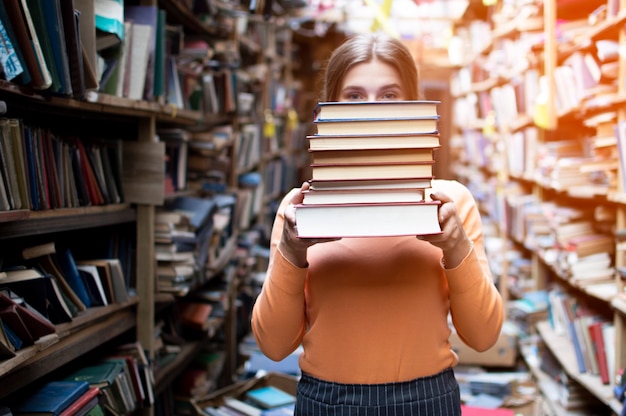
[0,117,124,212]
[155,194,237,296]
[294,100,443,238]
[548,290,615,385]
[0,241,130,357]
[0,0,237,115]
[1,341,154,414]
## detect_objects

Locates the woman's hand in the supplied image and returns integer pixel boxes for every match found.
[418,191,472,268]
[278,182,341,268]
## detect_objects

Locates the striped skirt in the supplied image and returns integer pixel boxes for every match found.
[295,368,461,416]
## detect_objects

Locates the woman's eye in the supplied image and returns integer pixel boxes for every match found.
[380,92,398,100]
[345,92,365,101]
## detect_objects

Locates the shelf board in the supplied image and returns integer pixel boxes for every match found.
[0,204,136,239]
[0,81,203,125]
[536,321,622,414]
[0,300,138,398]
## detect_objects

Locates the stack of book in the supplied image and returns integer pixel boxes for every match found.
[295,100,443,238]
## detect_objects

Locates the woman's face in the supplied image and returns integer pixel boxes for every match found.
[338,59,405,102]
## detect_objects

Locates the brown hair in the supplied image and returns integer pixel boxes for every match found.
[321,33,420,102]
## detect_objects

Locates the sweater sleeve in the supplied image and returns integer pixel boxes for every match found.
[251,189,308,361]
[437,180,504,352]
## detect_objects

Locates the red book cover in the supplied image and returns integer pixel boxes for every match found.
[588,321,610,384]
[59,386,100,416]
[73,139,104,205]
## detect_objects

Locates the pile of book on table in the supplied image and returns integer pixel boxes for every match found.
[295,100,443,238]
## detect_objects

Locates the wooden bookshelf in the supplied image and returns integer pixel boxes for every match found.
[449,0,626,413]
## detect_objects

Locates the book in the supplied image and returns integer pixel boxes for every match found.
[58,387,100,416]
[314,100,440,120]
[101,357,139,410]
[83,405,103,416]
[0,267,73,323]
[308,177,433,191]
[222,397,262,416]
[302,187,425,205]
[59,0,85,99]
[27,0,72,96]
[76,265,108,307]
[0,316,17,356]
[0,11,24,81]
[105,355,145,406]
[76,259,129,304]
[314,116,439,136]
[294,201,442,238]
[246,386,296,409]
[310,161,434,181]
[11,380,89,415]
[65,361,124,414]
[309,147,436,165]
[55,247,92,308]
[124,5,158,101]
[22,242,87,315]
[178,301,214,331]
[0,290,56,345]
[74,0,98,91]
[7,119,31,209]
[588,321,610,384]
[307,133,441,151]
[65,361,123,390]
[0,1,29,84]
[2,0,51,89]
[124,22,152,100]
[114,342,154,406]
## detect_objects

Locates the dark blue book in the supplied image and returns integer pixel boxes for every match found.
[1,318,22,350]
[55,247,92,308]
[36,0,73,96]
[22,127,40,211]
[11,380,89,415]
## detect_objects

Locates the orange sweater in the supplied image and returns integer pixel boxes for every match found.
[251,179,503,384]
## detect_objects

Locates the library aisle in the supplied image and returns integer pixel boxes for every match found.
[0,0,625,415]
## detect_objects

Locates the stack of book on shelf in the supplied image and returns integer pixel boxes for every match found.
[295,100,442,238]
[7,380,102,416]
[0,241,131,353]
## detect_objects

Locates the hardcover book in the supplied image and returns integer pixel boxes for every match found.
[309,147,436,165]
[10,380,89,415]
[314,100,440,120]
[314,116,439,136]
[307,133,440,151]
[1,267,73,323]
[308,177,433,191]
[302,187,425,205]
[294,201,442,238]
[310,161,434,181]
[246,386,296,409]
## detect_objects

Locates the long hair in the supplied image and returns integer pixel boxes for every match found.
[321,33,420,102]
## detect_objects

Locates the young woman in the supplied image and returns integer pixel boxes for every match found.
[251,32,504,415]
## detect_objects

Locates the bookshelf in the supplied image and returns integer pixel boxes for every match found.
[0,0,305,413]
[450,0,626,413]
